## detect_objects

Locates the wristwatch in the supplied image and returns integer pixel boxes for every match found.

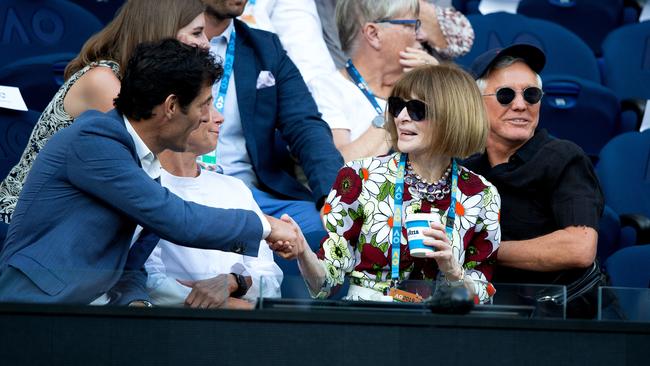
[230,273,249,298]
[371,115,385,129]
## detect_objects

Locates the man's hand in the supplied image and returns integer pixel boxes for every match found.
[268,214,308,260]
[177,274,236,309]
[265,214,299,245]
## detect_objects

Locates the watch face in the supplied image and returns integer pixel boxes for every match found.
[372,115,385,128]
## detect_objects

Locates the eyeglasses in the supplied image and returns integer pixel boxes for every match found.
[482,87,544,106]
[375,19,421,33]
[387,97,427,121]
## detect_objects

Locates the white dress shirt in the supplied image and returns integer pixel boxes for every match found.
[123,115,161,180]
[210,22,259,187]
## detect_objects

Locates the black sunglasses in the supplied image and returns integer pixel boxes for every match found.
[387,97,427,121]
[482,87,544,105]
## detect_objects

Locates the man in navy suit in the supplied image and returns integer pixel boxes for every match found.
[201,0,344,243]
[0,39,297,305]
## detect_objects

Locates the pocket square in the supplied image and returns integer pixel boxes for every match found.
[256,70,276,89]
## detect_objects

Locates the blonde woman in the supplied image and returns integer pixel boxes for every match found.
[276,64,501,304]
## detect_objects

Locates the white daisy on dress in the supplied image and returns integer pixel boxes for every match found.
[322,189,344,228]
[359,158,389,200]
[483,195,501,243]
[454,191,482,231]
[370,200,394,245]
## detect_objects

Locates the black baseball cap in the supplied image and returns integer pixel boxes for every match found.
[469,43,546,80]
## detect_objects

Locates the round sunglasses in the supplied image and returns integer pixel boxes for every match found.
[482,87,544,106]
[387,97,427,121]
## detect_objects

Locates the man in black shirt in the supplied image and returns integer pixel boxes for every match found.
[463,44,604,315]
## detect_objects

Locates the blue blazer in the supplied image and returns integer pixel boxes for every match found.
[233,20,343,203]
[0,109,264,304]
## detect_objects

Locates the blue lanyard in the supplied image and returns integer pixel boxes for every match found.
[390,154,407,281]
[214,29,237,113]
[390,154,458,282]
[345,59,384,116]
[199,28,236,167]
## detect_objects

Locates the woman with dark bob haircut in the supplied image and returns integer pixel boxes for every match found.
[277,64,501,304]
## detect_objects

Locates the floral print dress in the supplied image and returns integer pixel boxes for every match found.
[315,153,501,303]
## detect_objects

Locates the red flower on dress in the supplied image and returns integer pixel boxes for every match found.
[465,230,494,263]
[343,218,364,241]
[333,167,362,204]
[457,169,487,196]
[355,244,389,272]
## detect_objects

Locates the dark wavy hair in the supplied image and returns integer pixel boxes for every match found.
[114,38,222,120]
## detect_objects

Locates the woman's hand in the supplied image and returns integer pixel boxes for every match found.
[399,47,439,72]
[421,222,463,281]
[267,214,307,260]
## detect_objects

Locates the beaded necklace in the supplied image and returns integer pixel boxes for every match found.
[404,161,451,202]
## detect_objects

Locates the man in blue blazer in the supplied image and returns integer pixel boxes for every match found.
[0,39,297,305]
[201,0,344,241]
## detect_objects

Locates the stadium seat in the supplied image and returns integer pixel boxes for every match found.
[596,130,650,246]
[605,245,650,288]
[517,0,638,55]
[598,205,622,264]
[0,0,102,66]
[456,12,601,83]
[452,0,482,15]
[539,74,623,161]
[0,109,40,181]
[0,52,76,111]
[68,0,124,25]
[602,20,650,127]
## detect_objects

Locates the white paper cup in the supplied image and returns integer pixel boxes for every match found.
[405,212,442,258]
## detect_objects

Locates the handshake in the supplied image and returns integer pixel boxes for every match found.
[264,214,307,259]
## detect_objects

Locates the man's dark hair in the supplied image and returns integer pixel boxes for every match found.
[114,38,222,120]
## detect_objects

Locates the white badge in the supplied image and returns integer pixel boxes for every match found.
[0,85,28,111]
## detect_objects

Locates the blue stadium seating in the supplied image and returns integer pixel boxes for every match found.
[452,0,482,15]
[539,74,622,161]
[0,52,76,112]
[456,12,601,83]
[517,0,637,55]
[596,130,650,246]
[0,109,40,181]
[602,21,650,103]
[598,205,622,264]
[0,0,102,66]
[68,0,125,25]
[605,245,650,288]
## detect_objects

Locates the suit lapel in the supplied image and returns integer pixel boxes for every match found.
[233,21,259,165]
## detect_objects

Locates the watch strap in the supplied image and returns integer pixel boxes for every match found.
[230,273,249,298]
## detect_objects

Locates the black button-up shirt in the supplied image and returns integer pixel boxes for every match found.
[464,129,604,284]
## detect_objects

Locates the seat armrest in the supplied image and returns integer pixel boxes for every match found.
[620,213,650,244]
[620,99,646,130]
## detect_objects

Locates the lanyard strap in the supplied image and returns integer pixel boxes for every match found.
[390,155,459,282]
[199,28,236,167]
[390,154,407,281]
[214,29,237,113]
[345,59,384,116]
[445,159,458,240]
